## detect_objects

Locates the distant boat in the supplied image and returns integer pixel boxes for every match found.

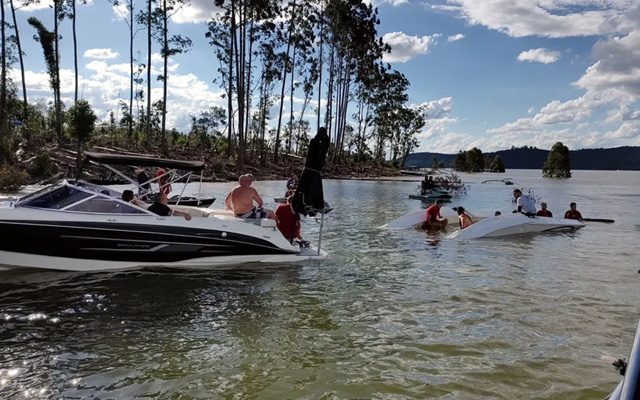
[409,193,452,202]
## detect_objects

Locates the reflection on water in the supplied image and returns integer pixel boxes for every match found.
[1,170,639,398]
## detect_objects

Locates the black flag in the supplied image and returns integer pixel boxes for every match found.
[292,127,330,216]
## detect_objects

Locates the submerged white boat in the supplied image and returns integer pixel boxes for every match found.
[381,210,584,239]
[446,213,584,240]
[0,153,328,272]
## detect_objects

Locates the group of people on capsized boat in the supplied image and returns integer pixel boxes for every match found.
[512,189,583,220]
[420,188,585,232]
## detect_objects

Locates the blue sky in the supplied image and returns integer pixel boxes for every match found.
[10,0,640,153]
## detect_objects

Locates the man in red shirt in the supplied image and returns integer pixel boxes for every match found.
[156,168,172,195]
[564,202,583,220]
[275,196,303,243]
[536,202,553,217]
[423,199,448,231]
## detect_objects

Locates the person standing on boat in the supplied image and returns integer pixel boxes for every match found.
[225,174,275,219]
[423,199,448,231]
[156,168,172,195]
[513,189,536,215]
[457,206,474,229]
[564,202,583,220]
[136,167,152,198]
[536,202,553,217]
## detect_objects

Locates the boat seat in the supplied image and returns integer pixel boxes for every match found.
[259,218,276,228]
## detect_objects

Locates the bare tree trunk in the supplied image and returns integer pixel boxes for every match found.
[53,1,62,144]
[274,0,296,163]
[146,0,152,147]
[234,0,245,169]
[72,0,78,103]
[9,0,27,128]
[226,0,235,157]
[128,2,134,141]
[325,42,334,138]
[0,0,6,130]
[287,43,296,154]
[316,4,323,131]
[160,0,168,154]
[243,17,254,152]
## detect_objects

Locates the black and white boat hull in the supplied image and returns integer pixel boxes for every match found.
[0,207,325,271]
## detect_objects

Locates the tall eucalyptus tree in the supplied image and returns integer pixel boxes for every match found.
[28,17,62,143]
[110,0,142,141]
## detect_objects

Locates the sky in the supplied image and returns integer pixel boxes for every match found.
[8,0,640,153]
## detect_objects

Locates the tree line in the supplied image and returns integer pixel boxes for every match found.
[0,0,427,177]
[453,148,505,173]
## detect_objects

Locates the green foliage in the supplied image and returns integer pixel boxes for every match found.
[543,141,571,178]
[28,151,55,178]
[454,147,485,172]
[0,164,29,191]
[489,155,506,173]
[66,99,97,144]
[453,151,466,171]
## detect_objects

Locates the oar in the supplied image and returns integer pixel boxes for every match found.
[583,218,615,223]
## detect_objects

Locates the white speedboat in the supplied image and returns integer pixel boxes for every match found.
[446,213,584,240]
[0,154,328,272]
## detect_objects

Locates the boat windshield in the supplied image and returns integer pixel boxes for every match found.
[18,184,146,214]
[19,185,93,209]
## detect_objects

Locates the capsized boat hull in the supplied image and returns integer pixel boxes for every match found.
[446,213,584,240]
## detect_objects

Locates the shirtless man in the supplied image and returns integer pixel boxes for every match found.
[224,174,274,219]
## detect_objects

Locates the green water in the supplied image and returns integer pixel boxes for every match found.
[1,170,639,399]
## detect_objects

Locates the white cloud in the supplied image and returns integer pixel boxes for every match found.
[441,0,634,38]
[575,30,640,97]
[447,33,465,42]
[517,48,560,64]
[12,57,226,132]
[382,31,438,63]
[84,48,120,60]
[171,0,222,24]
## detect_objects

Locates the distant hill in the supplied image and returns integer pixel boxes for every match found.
[405,146,640,170]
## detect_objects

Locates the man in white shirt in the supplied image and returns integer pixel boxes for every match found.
[513,189,537,215]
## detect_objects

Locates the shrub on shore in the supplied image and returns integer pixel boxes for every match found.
[0,165,29,192]
[29,151,55,178]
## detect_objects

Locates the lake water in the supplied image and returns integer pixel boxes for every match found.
[1,170,639,399]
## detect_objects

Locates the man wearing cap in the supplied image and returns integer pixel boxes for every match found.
[513,189,537,215]
[423,199,448,231]
[224,174,274,219]
[536,202,553,217]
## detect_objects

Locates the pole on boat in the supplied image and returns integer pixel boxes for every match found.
[317,208,324,255]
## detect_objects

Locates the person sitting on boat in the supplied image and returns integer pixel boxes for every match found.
[457,206,474,229]
[156,168,172,195]
[422,199,448,231]
[513,189,536,215]
[536,202,553,217]
[564,202,583,221]
[121,189,147,208]
[275,195,308,246]
[135,167,152,198]
[225,174,275,219]
[147,192,191,220]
